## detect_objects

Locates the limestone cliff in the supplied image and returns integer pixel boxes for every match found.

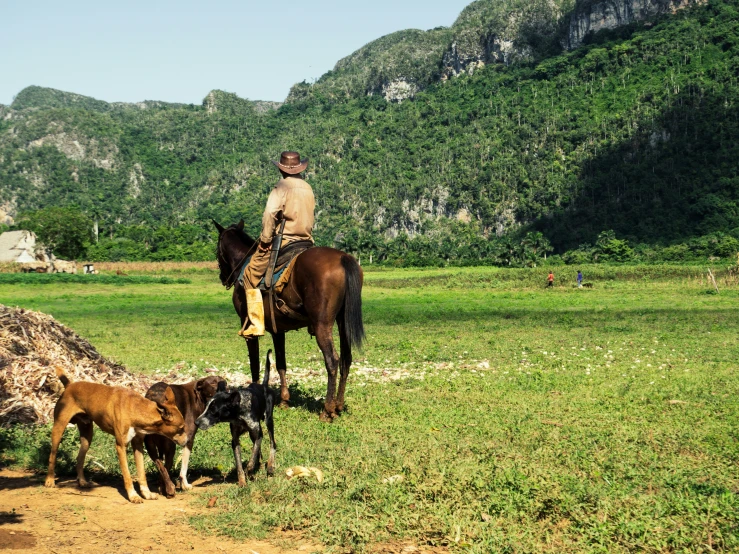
[288,0,703,104]
[440,0,572,79]
[566,0,707,49]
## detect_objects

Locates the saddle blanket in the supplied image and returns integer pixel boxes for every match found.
[237,240,312,291]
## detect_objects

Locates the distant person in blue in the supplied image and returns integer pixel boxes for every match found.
[577,270,583,288]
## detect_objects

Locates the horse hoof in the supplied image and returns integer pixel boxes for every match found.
[278,401,290,410]
[319,412,334,423]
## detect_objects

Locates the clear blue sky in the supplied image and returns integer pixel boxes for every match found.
[2,0,472,106]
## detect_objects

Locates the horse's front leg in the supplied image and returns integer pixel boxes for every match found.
[246,337,260,383]
[235,286,260,383]
[271,332,290,408]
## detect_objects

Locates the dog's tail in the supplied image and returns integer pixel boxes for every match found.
[55,366,71,388]
[263,349,272,388]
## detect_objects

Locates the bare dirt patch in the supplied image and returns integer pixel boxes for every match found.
[0,469,321,554]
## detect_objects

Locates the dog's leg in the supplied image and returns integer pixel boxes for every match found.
[245,421,263,477]
[45,403,77,488]
[162,440,176,495]
[265,393,277,476]
[179,438,194,491]
[145,435,176,498]
[115,439,143,503]
[75,419,94,488]
[132,435,157,500]
[230,421,247,487]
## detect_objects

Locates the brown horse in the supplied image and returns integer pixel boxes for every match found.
[213,220,365,421]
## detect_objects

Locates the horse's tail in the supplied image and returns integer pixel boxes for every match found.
[340,255,365,354]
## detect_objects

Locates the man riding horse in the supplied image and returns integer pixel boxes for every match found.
[239,151,315,338]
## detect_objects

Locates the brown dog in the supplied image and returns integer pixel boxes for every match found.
[144,376,225,497]
[44,367,188,503]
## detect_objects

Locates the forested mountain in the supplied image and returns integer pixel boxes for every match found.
[1,0,737,264]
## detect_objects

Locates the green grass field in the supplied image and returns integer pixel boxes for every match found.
[1,265,738,552]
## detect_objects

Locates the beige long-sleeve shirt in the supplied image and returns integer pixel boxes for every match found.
[259,177,315,244]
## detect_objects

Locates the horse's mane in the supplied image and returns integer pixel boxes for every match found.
[230,225,256,247]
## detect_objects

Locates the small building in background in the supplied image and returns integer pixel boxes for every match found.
[0,230,39,263]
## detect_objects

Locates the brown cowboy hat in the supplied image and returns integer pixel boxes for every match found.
[273,151,308,175]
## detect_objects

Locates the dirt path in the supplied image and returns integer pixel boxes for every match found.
[0,469,321,554]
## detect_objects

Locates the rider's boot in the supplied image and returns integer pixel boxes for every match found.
[238,288,265,338]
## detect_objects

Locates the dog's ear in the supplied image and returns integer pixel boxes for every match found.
[217,380,227,393]
[156,387,177,421]
[162,386,176,404]
[229,391,241,405]
[156,405,174,422]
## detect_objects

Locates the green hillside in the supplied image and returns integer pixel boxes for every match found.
[1,0,738,264]
[8,85,188,112]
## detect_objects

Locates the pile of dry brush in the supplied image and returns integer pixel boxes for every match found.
[0,305,150,425]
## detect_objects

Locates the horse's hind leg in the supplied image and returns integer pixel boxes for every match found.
[271,332,290,408]
[336,319,352,413]
[315,323,339,422]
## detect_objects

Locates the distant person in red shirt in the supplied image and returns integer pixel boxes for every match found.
[547,271,554,288]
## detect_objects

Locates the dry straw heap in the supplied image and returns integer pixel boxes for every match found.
[0,305,150,425]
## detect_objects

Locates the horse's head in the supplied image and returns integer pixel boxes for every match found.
[213,219,256,288]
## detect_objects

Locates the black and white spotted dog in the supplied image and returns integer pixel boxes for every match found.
[195,350,276,485]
